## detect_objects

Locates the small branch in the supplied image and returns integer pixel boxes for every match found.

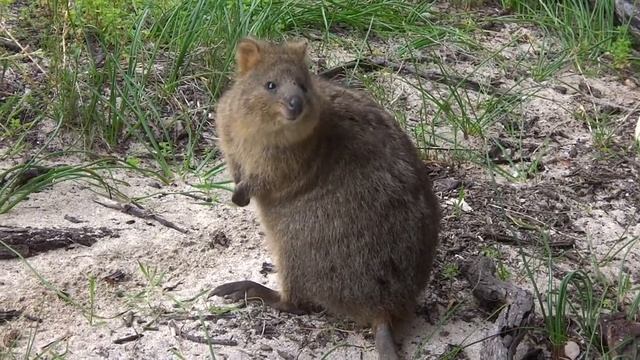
[318,57,505,96]
[94,198,188,234]
[40,333,72,351]
[113,334,143,344]
[482,230,575,249]
[487,204,584,245]
[481,231,522,245]
[167,314,235,322]
[169,321,238,346]
[162,280,183,292]
[0,24,46,74]
[489,156,533,165]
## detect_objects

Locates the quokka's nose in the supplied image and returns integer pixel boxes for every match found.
[285,95,303,120]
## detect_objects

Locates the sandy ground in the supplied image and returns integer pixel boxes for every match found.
[0,173,491,360]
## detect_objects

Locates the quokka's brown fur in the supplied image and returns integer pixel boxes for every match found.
[213,37,441,359]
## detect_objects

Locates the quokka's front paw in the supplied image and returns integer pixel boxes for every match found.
[231,183,250,207]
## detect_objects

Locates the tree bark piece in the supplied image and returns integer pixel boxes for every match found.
[599,312,640,358]
[0,226,117,259]
[112,334,143,344]
[463,256,535,360]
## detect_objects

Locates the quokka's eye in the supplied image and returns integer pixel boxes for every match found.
[265,81,277,90]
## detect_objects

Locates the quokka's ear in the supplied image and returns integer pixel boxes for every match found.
[236,37,262,75]
[287,38,309,60]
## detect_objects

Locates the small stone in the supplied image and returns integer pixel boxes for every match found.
[564,341,580,360]
[578,80,602,98]
[3,329,20,347]
[552,85,567,94]
[444,198,472,212]
[147,182,162,189]
[259,344,273,352]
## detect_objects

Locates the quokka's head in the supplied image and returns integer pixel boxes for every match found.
[230,37,323,142]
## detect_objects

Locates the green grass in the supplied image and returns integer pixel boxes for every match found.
[501,0,635,69]
[3,0,629,202]
[517,229,640,359]
[1,0,478,208]
[0,152,170,213]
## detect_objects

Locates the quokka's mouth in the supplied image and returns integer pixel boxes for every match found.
[280,105,303,121]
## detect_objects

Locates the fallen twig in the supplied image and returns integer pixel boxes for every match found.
[487,204,584,244]
[489,156,533,165]
[113,334,143,344]
[63,215,85,224]
[318,57,506,96]
[169,321,238,346]
[163,280,183,292]
[0,24,46,74]
[482,230,575,249]
[40,333,72,352]
[167,314,235,322]
[94,198,188,234]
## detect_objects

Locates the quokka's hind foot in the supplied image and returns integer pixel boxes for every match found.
[209,280,313,315]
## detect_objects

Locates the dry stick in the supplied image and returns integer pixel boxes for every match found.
[142,191,213,203]
[0,24,46,74]
[169,321,238,346]
[463,256,534,360]
[40,333,72,351]
[167,314,235,322]
[93,198,189,234]
[318,57,506,96]
[481,230,575,249]
[487,203,583,244]
[112,334,144,345]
